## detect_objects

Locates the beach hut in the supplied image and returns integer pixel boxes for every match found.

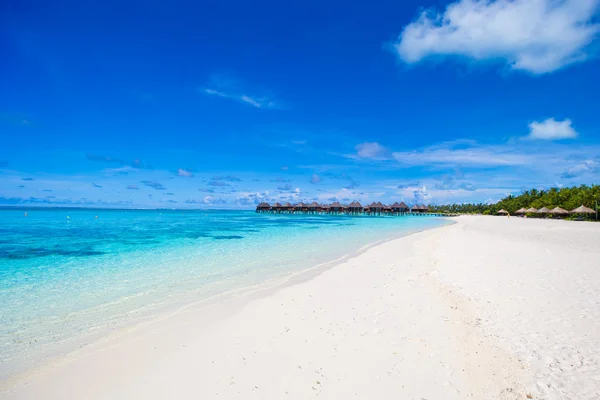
[549,207,569,217]
[514,207,527,215]
[347,201,363,214]
[525,207,538,213]
[497,209,509,215]
[256,202,270,213]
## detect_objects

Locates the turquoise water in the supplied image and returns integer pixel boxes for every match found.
[0,208,447,379]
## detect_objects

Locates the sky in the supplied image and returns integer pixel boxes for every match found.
[1,0,599,209]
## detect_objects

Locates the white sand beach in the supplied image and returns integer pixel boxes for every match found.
[3,216,600,399]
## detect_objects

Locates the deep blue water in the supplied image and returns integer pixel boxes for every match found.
[0,208,448,379]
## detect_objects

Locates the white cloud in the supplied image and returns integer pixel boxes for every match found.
[355,142,390,159]
[395,0,600,74]
[527,118,578,140]
[177,168,194,177]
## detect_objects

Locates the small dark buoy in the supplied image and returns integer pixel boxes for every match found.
[24,212,28,217]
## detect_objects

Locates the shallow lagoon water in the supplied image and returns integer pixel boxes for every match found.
[0,208,448,379]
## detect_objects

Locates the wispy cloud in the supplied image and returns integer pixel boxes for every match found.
[211,175,241,182]
[527,118,578,140]
[310,174,321,184]
[394,0,600,74]
[127,184,140,190]
[208,180,230,187]
[561,159,600,178]
[87,153,151,169]
[199,73,280,109]
[92,183,103,188]
[141,180,166,190]
[177,168,194,177]
[391,140,532,167]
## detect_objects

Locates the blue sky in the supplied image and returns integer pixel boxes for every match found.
[1,0,599,208]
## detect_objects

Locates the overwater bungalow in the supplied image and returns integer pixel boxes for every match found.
[256,202,271,212]
[256,200,446,218]
[307,201,321,213]
[367,202,385,215]
[294,202,306,213]
[347,201,363,214]
[391,202,409,214]
[329,201,344,214]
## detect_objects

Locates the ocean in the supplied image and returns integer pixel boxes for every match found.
[0,208,448,379]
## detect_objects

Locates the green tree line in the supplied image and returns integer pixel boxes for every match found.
[428,184,600,217]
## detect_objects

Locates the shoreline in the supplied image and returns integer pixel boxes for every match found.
[1,217,452,392]
[4,216,599,399]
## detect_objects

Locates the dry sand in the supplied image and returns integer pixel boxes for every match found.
[3,216,599,399]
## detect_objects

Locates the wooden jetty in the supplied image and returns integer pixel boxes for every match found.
[256,202,444,216]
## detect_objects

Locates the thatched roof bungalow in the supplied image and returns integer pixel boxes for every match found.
[307,201,321,212]
[394,201,409,212]
[411,204,424,213]
[347,201,363,213]
[329,201,343,212]
[514,207,527,215]
[525,207,538,213]
[536,207,551,214]
[294,202,306,212]
[368,202,384,213]
[256,202,271,211]
[497,209,508,215]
